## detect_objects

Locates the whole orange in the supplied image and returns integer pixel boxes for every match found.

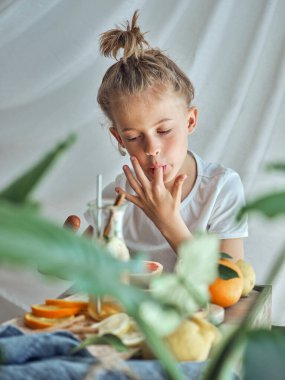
[209,259,243,308]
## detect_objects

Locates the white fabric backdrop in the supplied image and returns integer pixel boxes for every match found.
[0,0,285,324]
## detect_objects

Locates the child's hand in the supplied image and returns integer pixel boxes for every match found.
[115,156,192,251]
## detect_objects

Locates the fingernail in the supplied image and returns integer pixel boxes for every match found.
[131,156,135,161]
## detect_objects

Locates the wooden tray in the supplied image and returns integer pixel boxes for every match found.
[224,285,272,328]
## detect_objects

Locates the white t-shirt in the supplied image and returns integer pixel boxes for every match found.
[89,151,248,272]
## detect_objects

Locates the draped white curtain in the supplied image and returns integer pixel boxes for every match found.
[1,0,284,324]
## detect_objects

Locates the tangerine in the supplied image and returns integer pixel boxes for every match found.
[209,259,243,308]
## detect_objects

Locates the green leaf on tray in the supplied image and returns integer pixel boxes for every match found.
[0,133,76,204]
[72,333,128,354]
[238,192,285,220]
[219,263,239,280]
[220,252,233,259]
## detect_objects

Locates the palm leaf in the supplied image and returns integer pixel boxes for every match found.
[238,192,285,220]
[0,201,184,379]
[243,329,285,380]
[266,162,285,172]
[0,134,76,204]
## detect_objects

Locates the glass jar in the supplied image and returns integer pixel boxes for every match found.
[86,199,129,320]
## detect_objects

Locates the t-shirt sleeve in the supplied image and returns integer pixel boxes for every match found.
[208,170,248,239]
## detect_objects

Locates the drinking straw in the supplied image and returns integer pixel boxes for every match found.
[96,174,102,315]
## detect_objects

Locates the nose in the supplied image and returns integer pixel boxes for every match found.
[144,137,160,157]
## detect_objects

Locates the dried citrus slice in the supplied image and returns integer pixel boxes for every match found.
[95,313,130,337]
[121,330,145,347]
[31,304,79,318]
[45,299,88,310]
[24,313,74,329]
[88,300,122,321]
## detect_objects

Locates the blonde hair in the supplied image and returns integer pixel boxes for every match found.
[97,10,195,124]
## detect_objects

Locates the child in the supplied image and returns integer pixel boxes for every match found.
[89,11,247,272]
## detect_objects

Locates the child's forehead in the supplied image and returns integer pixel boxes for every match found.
[112,84,186,108]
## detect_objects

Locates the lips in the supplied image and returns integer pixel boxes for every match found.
[149,165,167,175]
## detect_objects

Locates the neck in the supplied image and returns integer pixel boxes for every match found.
[166,152,197,202]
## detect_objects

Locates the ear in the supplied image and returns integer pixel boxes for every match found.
[109,127,126,148]
[187,107,198,135]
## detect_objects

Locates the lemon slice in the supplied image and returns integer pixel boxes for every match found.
[208,304,225,325]
[96,313,130,337]
[121,330,145,347]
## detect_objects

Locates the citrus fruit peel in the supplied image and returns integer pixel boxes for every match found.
[88,300,122,321]
[209,258,243,308]
[236,259,256,296]
[45,298,88,310]
[24,313,74,330]
[31,304,80,318]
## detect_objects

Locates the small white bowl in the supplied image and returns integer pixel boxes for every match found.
[129,260,163,289]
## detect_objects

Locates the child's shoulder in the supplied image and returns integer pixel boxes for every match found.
[192,152,243,196]
[194,152,240,182]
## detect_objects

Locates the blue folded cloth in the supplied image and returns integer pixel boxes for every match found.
[0,325,96,380]
[0,325,236,380]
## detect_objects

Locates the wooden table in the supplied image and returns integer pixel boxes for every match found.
[224,285,272,328]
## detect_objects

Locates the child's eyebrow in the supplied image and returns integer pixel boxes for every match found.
[122,118,172,132]
[153,118,172,126]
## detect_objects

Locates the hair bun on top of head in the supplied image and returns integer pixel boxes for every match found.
[99,10,149,62]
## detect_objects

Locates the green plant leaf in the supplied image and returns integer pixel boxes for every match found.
[0,200,184,379]
[148,234,220,329]
[265,246,285,285]
[220,252,233,259]
[203,323,246,380]
[0,200,147,308]
[266,162,285,172]
[243,329,285,380]
[238,192,285,220]
[218,263,239,280]
[0,134,76,204]
[72,333,128,354]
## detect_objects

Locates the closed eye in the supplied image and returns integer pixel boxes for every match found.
[158,129,172,135]
[125,136,140,142]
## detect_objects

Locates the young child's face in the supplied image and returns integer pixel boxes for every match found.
[109,85,197,187]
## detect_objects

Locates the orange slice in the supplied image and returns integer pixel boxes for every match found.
[88,301,122,322]
[45,299,88,311]
[31,304,80,318]
[24,313,74,330]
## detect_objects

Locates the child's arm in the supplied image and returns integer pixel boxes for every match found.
[220,238,245,262]
[115,156,192,253]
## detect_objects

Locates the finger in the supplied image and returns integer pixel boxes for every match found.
[152,166,165,188]
[123,164,144,196]
[130,156,150,187]
[115,187,143,209]
[172,175,187,204]
[63,215,81,232]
